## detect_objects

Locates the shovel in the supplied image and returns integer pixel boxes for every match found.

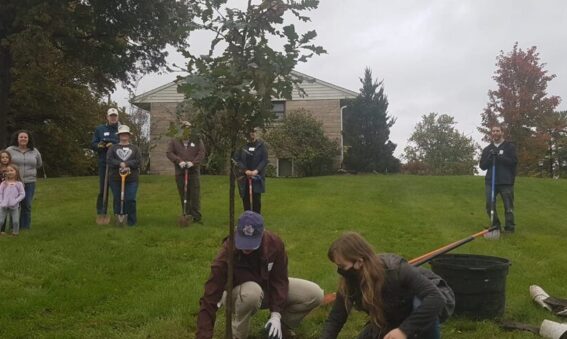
[96,164,111,224]
[178,167,192,227]
[115,168,130,226]
[248,176,253,211]
[484,154,500,239]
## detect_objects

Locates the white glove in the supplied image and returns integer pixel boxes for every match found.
[264,312,282,339]
[187,161,194,168]
[179,161,187,168]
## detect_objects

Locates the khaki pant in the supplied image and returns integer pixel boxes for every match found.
[226,278,323,339]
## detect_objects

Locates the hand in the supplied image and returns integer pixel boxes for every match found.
[251,169,259,176]
[264,312,282,339]
[384,328,407,339]
[179,161,187,168]
[98,141,106,149]
[120,162,126,168]
[119,167,130,175]
[489,149,498,157]
[186,161,194,168]
[105,142,113,148]
[245,170,253,176]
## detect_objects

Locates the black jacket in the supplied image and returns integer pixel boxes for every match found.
[233,140,268,194]
[320,254,447,339]
[91,123,120,164]
[479,141,517,185]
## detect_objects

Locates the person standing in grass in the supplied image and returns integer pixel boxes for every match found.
[6,130,42,230]
[91,108,120,216]
[479,124,518,234]
[0,164,26,236]
[0,150,12,182]
[321,232,453,339]
[166,120,206,223]
[196,211,324,339]
[233,127,268,214]
[106,125,141,226]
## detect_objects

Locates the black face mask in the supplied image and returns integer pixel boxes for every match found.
[337,266,358,280]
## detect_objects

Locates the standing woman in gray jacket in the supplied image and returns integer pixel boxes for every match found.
[6,130,42,230]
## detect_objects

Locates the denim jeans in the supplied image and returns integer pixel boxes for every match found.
[109,180,138,226]
[485,184,515,230]
[20,182,35,229]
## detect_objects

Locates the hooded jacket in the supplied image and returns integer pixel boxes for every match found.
[6,146,43,184]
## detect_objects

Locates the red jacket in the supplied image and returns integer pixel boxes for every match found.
[196,231,289,339]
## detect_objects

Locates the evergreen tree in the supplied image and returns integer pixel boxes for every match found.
[343,68,400,172]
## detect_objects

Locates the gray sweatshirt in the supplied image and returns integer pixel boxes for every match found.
[6,146,43,183]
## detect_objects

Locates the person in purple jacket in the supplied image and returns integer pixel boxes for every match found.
[0,164,26,236]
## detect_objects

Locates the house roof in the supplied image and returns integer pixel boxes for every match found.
[131,70,357,108]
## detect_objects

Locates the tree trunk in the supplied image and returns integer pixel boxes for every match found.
[225,150,236,339]
[0,46,11,148]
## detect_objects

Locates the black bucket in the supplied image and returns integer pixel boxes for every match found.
[430,254,511,319]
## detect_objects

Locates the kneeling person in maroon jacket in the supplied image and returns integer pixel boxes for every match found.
[196,211,324,339]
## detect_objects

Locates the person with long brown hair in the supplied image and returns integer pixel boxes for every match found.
[321,232,451,339]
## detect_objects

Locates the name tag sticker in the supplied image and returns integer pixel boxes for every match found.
[499,150,504,155]
[104,132,110,136]
[248,147,255,152]
[268,262,274,271]
[190,143,195,147]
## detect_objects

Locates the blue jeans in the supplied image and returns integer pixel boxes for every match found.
[96,163,109,214]
[20,182,35,229]
[109,180,138,226]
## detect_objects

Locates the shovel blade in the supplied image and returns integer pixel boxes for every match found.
[484,228,501,240]
[178,215,192,227]
[115,214,128,226]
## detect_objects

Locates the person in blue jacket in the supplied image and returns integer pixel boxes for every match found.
[91,108,120,216]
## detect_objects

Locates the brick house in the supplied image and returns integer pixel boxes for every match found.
[131,71,357,176]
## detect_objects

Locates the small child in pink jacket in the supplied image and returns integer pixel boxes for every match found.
[0,164,26,236]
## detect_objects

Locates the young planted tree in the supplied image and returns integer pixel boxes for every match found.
[265,110,337,177]
[0,0,195,165]
[179,1,324,337]
[404,113,478,175]
[343,68,400,173]
[479,43,561,175]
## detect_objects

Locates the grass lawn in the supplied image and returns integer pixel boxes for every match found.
[1,174,566,338]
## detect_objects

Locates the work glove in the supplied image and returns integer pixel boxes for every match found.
[98,141,106,149]
[106,142,113,148]
[264,312,282,339]
[186,161,194,168]
[179,161,187,168]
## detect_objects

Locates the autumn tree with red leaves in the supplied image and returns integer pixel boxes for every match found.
[479,43,561,175]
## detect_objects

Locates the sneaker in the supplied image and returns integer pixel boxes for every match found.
[193,218,203,224]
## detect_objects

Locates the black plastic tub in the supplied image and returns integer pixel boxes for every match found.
[430,254,511,319]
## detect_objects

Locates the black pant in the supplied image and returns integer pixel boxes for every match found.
[485,184,515,231]
[175,170,201,220]
[96,163,109,214]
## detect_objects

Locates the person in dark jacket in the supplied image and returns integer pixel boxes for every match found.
[166,121,206,223]
[91,108,120,216]
[233,128,268,214]
[479,125,518,233]
[196,211,323,339]
[106,125,141,226]
[321,232,451,339]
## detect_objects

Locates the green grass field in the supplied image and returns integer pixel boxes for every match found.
[1,174,566,338]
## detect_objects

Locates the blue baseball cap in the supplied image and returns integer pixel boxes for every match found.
[235,211,264,250]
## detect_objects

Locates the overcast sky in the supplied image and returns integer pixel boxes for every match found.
[113,0,567,158]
